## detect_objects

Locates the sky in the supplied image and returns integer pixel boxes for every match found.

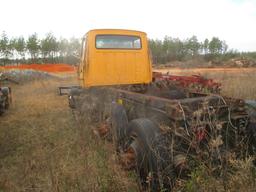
[0,0,256,51]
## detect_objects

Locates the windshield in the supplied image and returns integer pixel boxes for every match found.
[96,35,141,49]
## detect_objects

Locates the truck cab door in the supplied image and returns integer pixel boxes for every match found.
[78,37,88,86]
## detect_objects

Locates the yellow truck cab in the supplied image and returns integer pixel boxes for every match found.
[79,29,152,87]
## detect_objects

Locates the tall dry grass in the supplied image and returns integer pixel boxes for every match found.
[156,68,256,99]
[0,78,138,192]
[0,69,255,192]
[200,69,256,99]
[167,68,256,192]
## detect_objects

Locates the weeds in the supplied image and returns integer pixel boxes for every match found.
[0,69,256,192]
[180,158,256,192]
[0,78,138,192]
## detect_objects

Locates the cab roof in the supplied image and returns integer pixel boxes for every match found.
[85,29,147,37]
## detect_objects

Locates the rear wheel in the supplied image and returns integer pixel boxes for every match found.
[124,118,174,191]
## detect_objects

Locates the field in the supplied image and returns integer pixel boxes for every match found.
[0,67,256,191]
[156,67,256,99]
[0,76,138,192]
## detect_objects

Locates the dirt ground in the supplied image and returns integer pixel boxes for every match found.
[0,77,138,192]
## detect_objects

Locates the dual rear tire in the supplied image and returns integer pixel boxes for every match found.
[111,104,173,191]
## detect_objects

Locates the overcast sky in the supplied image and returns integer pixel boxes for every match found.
[0,0,256,51]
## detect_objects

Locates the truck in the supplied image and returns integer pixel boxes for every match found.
[0,73,12,115]
[66,29,256,191]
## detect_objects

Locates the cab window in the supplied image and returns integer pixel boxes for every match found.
[96,35,141,49]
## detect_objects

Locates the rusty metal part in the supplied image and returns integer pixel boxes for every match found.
[119,147,136,170]
[115,87,227,120]
[97,122,110,138]
[153,71,221,93]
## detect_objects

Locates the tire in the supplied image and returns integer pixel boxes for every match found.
[247,122,256,157]
[4,97,9,109]
[68,95,76,109]
[0,99,5,115]
[68,88,83,109]
[111,103,128,151]
[1,87,10,110]
[125,118,174,191]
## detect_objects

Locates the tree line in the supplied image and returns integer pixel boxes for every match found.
[1,31,256,66]
[149,36,256,64]
[150,36,228,64]
[0,31,80,65]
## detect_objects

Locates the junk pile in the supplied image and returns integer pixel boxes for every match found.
[225,58,256,67]
[1,69,55,83]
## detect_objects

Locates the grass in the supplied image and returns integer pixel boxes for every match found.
[206,70,256,99]
[0,77,138,192]
[0,68,256,192]
[168,68,256,192]
[177,158,256,192]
